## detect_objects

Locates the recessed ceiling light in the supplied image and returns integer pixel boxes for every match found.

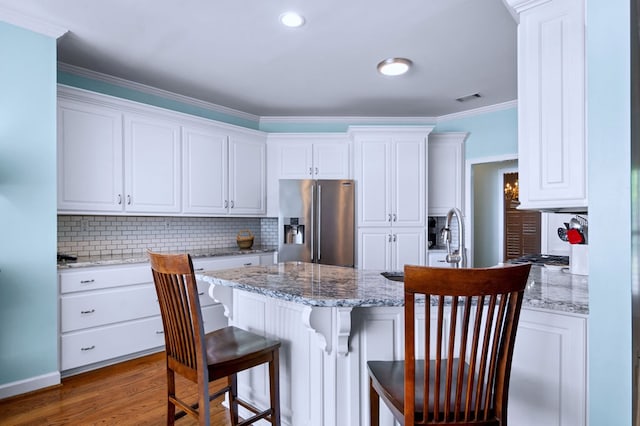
[377,58,412,76]
[280,12,305,28]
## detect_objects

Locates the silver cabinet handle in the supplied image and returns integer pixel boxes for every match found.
[80,309,95,314]
[393,213,397,222]
[230,200,234,208]
[224,200,228,208]
[81,345,95,351]
[198,292,204,296]
[388,213,392,222]
[309,167,313,175]
[315,167,319,175]
[155,330,164,334]
[194,267,204,271]
[244,262,253,266]
[117,194,122,205]
[393,234,397,242]
[127,195,131,205]
[80,279,95,284]
[388,234,392,242]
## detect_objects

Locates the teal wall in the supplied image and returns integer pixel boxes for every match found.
[587,0,632,423]
[435,106,518,160]
[58,71,261,130]
[0,23,58,384]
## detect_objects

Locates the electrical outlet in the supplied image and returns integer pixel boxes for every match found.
[81,219,89,232]
[165,220,170,230]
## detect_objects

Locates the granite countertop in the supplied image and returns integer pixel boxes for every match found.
[198,262,589,315]
[57,246,278,269]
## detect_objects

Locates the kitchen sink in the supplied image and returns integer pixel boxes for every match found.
[380,271,404,282]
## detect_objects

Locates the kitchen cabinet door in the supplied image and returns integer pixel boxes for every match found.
[313,141,350,179]
[358,227,425,270]
[508,309,587,426]
[507,0,587,210]
[124,113,181,213]
[355,138,392,227]
[358,228,393,270]
[392,228,426,269]
[393,137,426,227]
[275,137,350,179]
[277,141,314,179]
[182,126,228,215]
[428,133,466,216]
[352,127,431,228]
[57,99,124,212]
[228,132,266,215]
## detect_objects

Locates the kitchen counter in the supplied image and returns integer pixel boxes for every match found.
[56,246,278,269]
[199,262,588,426]
[198,262,589,314]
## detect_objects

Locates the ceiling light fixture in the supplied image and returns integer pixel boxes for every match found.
[280,12,305,28]
[377,58,412,76]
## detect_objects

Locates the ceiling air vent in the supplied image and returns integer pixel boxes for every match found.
[455,93,481,102]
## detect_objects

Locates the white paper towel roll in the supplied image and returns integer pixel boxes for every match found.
[570,244,588,275]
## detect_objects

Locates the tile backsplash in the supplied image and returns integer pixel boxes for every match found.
[57,215,278,257]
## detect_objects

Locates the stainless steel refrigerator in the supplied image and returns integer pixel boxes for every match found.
[279,179,355,267]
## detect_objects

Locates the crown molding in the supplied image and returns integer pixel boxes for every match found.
[0,6,67,38]
[501,0,554,21]
[436,100,517,123]
[259,115,437,126]
[57,62,260,123]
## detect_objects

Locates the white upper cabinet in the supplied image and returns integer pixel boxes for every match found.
[57,86,267,216]
[428,133,466,216]
[182,126,266,216]
[273,134,351,180]
[228,132,266,215]
[352,126,433,228]
[58,99,123,212]
[124,113,181,213]
[505,0,587,211]
[182,126,228,215]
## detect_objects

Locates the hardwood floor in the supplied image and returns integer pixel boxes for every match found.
[0,352,232,425]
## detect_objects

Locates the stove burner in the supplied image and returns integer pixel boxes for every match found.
[509,254,569,266]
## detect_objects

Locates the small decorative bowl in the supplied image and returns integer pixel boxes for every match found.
[236,230,254,249]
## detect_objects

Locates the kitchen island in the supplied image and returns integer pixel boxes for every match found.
[199,262,588,426]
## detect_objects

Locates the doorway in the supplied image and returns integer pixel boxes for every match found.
[502,172,541,261]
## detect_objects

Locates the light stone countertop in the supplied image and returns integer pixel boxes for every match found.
[56,246,278,269]
[198,262,589,315]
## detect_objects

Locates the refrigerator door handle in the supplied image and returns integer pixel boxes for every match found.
[310,183,315,262]
[317,183,322,261]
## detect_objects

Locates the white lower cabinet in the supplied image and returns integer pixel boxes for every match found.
[59,253,274,374]
[358,227,425,270]
[427,250,453,268]
[352,306,587,426]
[508,309,587,426]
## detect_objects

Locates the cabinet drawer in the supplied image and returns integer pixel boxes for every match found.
[60,264,152,293]
[61,284,159,332]
[192,255,260,272]
[61,316,165,371]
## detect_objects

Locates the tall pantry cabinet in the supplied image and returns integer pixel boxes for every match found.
[351,126,434,270]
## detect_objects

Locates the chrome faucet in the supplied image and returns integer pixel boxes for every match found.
[441,207,467,268]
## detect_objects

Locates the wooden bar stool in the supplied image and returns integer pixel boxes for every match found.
[368,263,531,425]
[148,251,281,426]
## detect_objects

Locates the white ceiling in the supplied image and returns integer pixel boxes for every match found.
[0,0,517,118]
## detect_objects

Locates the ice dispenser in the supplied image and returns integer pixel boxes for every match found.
[284,218,304,244]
